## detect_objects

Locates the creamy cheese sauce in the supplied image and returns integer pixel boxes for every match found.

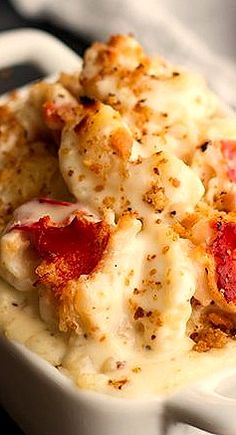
[1,278,236,398]
[1,34,236,400]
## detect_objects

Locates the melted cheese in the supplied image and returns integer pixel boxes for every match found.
[2,278,236,398]
[0,34,236,399]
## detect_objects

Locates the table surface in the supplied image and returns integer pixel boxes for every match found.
[0,1,89,433]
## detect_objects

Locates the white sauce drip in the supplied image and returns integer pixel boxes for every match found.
[1,279,236,398]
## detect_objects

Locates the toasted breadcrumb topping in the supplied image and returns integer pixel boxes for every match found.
[0,34,236,399]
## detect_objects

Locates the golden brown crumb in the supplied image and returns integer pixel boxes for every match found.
[214,190,236,212]
[207,311,234,330]
[143,185,167,212]
[169,177,180,188]
[191,327,228,352]
[190,306,236,352]
[162,246,170,254]
[116,361,126,369]
[172,222,189,238]
[132,367,142,373]
[181,213,200,230]
[109,127,133,159]
[102,196,115,208]
[147,254,157,261]
[108,378,129,390]
[94,184,104,192]
[134,306,145,320]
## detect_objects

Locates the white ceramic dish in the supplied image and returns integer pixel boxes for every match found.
[1,28,236,435]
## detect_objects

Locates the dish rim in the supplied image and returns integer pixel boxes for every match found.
[0,27,236,435]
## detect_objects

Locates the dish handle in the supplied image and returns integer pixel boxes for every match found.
[167,384,236,435]
[0,28,81,75]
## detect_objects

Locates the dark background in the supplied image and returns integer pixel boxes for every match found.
[0,1,90,433]
[0,0,90,93]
